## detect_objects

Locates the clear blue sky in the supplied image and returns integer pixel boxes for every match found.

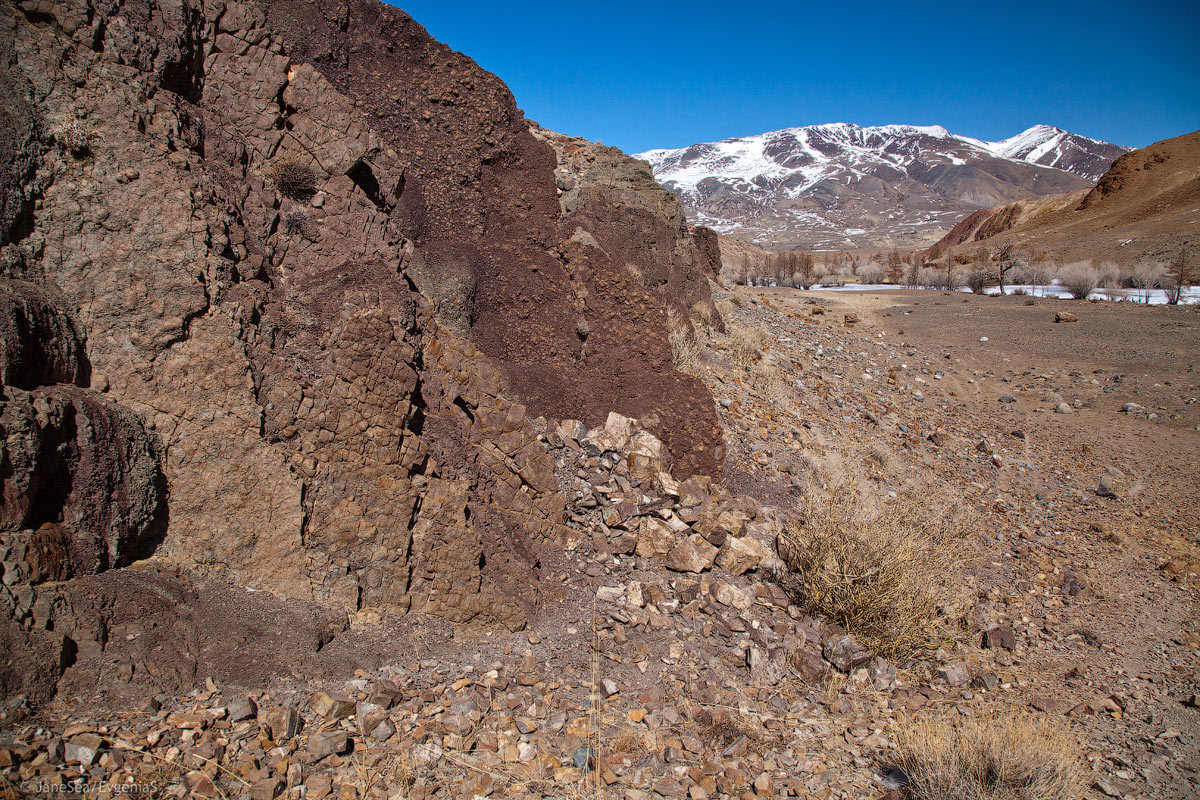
[387,0,1200,154]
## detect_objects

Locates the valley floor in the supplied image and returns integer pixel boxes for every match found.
[706,286,1200,799]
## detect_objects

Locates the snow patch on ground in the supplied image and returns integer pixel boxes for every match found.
[790,283,1200,305]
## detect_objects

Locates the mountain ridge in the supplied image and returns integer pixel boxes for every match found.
[933,128,1200,266]
[636,122,1130,251]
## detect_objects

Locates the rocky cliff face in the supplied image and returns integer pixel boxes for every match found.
[0,0,721,703]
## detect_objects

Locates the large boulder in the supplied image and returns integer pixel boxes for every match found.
[0,386,166,574]
[0,280,89,389]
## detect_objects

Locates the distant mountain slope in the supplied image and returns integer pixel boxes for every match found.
[636,123,1129,251]
[934,129,1200,266]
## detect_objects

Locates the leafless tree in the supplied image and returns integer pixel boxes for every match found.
[1167,243,1191,305]
[997,245,1022,296]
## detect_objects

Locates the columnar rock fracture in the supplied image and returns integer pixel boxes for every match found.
[0,0,723,701]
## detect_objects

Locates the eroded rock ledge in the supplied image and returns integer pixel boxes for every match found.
[0,0,723,703]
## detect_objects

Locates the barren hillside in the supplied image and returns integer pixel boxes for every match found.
[936,129,1200,265]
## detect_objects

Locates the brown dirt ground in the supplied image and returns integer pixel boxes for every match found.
[712,286,1200,798]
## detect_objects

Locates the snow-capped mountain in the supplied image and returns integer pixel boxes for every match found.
[635,124,1130,250]
[985,125,1128,179]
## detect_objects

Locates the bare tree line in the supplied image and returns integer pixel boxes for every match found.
[723,240,1194,303]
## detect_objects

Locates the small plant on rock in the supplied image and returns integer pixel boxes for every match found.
[690,302,716,330]
[59,118,90,157]
[666,308,699,374]
[891,711,1087,800]
[272,159,318,200]
[284,209,309,236]
[729,327,767,369]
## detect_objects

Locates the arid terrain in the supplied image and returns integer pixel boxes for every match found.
[3,282,1197,800]
[1,1,1197,799]
[701,287,1200,799]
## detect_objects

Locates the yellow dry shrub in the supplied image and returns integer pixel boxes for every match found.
[777,484,964,655]
[893,711,1087,800]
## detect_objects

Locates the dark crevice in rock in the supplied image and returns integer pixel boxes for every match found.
[347,159,389,210]
[156,3,208,104]
[17,8,55,26]
[450,394,474,424]
[91,15,106,52]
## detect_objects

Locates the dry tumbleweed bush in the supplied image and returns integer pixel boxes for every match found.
[777,485,964,655]
[892,711,1087,800]
[272,159,318,200]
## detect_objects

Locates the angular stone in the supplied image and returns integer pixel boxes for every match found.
[366,680,403,709]
[249,778,284,800]
[584,412,639,453]
[823,634,872,672]
[369,717,396,741]
[937,662,971,687]
[556,419,587,446]
[636,518,677,558]
[657,472,682,498]
[665,535,718,573]
[264,706,302,741]
[972,673,999,691]
[227,696,258,723]
[64,734,103,766]
[716,536,771,575]
[596,585,624,603]
[712,582,752,610]
[309,730,350,761]
[1031,696,1067,714]
[788,648,828,682]
[868,656,897,691]
[746,647,786,684]
[309,691,354,721]
[982,625,1015,650]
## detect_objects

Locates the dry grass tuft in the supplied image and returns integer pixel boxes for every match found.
[777,484,965,655]
[866,444,892,471]
[666,308,699,374]
[690,302,716,329]
[351,742,415,800]
[729,327,770,369]
[693,708,755,747]
[892,711,1087,800]
[750,364,792,407]
[273,159,318,200]
[609,725,653,754]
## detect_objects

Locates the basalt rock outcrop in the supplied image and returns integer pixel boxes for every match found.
[0,0,722,704]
